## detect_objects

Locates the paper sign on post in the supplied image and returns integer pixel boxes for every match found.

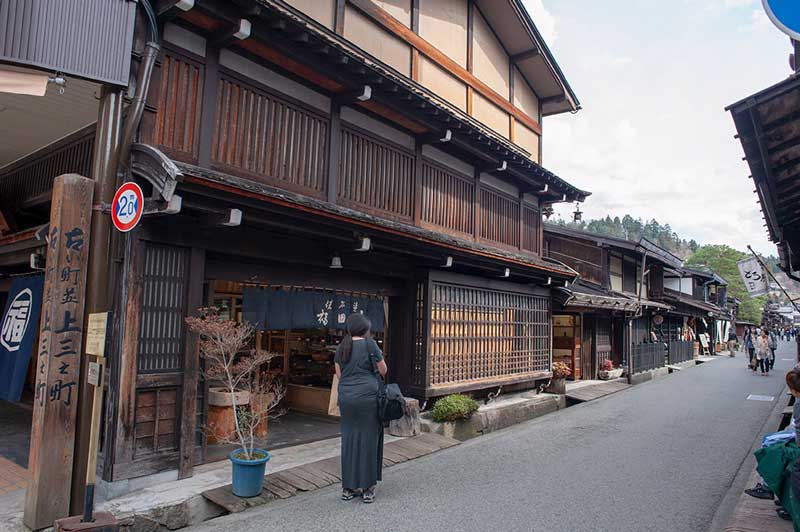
[737,257,769,297]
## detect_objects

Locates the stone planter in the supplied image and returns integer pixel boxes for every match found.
[598,368,624,380]
[544,377,566,395]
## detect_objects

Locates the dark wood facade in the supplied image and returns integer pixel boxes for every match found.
[0,0,595,488]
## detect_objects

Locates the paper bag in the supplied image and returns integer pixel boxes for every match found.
[328,373,341,417]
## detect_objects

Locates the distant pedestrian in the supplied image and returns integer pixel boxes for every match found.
[334,313,388,503]
[745,329,756,370]
[769,328,778,370]
[727,329,738,357]
[756,330,771,376]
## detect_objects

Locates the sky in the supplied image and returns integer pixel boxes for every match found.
[521,0,791,255]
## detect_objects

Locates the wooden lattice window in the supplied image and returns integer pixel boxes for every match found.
[146,48,203,161]
[212,72,329,196]
[427,282,550,389]
[420,160,474,236]
[480,187,520,248]
[138,244,189,373]
[134,388,179,457]
[521,204,541,254]
[338,127,414,220]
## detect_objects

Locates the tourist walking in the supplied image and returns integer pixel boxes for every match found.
[769,328,778,370]
[334,313,388,503]
[756,330,771,376]
[745,328,756,370]
[727,329,738,357]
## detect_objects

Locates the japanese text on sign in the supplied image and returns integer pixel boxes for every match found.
[737,257,769,297]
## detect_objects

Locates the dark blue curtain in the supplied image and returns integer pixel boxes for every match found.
[241,287,385,332]
[0,275,44,401]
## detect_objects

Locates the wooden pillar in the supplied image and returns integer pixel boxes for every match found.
[179,248,205,479]
[334,0,346,34]
[71,83,123,516]
[24,174,94,530]
[473,170,481,242]
[327,101,342,204]
[518,192,524,251]
[413,143,423,225]
[197,45,220,168]
[111,231,145,474]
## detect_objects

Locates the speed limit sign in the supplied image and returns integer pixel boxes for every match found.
[111,182,144,232]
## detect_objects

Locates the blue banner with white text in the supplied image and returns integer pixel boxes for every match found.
[0,275,44,401]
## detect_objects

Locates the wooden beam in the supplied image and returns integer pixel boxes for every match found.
[334,85,372,104]
[210,18,252,48]
[111,232,145,477]
[418,129,452,145]
[327,101,342,204]
[347,0,542,135]
[197,44,219,168]
[179,247,205,479]
[156,0,194,22]
[334,0,346,34]
[510,48,540,62]
[413,142,423,225]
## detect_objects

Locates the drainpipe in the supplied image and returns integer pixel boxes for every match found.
[71,0,161,518]
[118,0,161,172]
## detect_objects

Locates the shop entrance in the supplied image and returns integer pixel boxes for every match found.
[205,280,388,460]
[553,314,581,379]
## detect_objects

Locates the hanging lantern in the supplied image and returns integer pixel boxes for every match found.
[572,202,583,223]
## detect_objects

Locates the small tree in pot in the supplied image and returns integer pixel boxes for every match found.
[546,361,572,394]
[186,308,285,497]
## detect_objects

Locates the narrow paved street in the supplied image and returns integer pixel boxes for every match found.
[189,344,796,532]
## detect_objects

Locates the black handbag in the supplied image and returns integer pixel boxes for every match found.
[369,341,405,422]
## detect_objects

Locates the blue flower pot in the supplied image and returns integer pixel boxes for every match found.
[229,448,271,497]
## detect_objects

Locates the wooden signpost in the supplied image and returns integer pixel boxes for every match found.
[24,175,94,530]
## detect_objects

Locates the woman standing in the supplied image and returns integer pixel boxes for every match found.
[756,330,771,376]
[334,313,388,503]
[745,328,755,370]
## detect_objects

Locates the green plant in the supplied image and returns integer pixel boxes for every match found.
[431,394,479,423]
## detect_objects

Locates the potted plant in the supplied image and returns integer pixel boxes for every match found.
[186,308,285,498]
[598,359,624,380]
[546,361,571,394]
[424,394,481,440]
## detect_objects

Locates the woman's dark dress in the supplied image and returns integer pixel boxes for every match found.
[335,338,384,490]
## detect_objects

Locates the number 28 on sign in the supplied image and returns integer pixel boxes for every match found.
[111,182,144,232]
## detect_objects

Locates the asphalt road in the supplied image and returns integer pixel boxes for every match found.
[190,342,797,532]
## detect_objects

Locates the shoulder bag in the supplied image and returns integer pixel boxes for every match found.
[368,341,405,422]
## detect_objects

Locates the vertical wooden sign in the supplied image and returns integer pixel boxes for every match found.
[24,174,94,530]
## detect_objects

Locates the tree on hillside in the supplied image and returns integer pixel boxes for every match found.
[684,245,766,324]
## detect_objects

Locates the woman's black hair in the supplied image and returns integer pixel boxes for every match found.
[338,313,372,364]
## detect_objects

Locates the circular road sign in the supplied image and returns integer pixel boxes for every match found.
[111,182,144,232]
[763,0,800,41]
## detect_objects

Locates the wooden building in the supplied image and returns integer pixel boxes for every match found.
[0,0,590,495]
[544,226,676,378]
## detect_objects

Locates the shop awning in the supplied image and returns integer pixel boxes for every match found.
[554,281,640,312]
[662,289,723,317]
[728,75,800,273]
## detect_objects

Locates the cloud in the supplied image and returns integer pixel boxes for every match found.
[611,56,633,66]
[536,0,788,257]
[738,8,772,32]
[521,0,557,46]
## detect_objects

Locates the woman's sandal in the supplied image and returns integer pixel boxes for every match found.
[362,487,376,504]
[342,489,358,501]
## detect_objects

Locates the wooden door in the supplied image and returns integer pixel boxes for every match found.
[581,316,594,379]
